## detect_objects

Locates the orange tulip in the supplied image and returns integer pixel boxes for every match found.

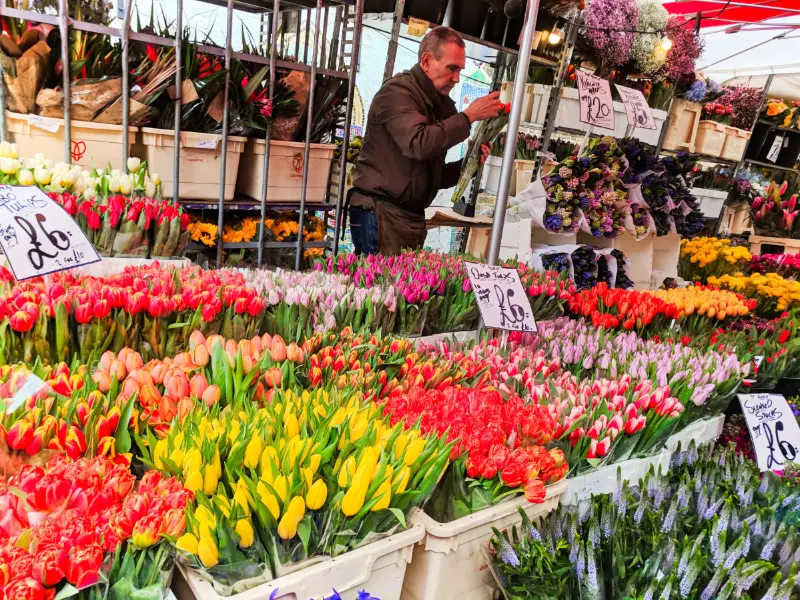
[109,359,126,382]
[125,351,144,373]
[173,352,194,368]
[99,350,116,373]
[190,373,209,399]
[264,368,282,389]
[205,334,224,355]
[202,384,221,407]
[189,330,207,349]
[148,361,167,385]
[92,369,111,393]
[121,377,141,399]
[192,344,210,368]
[271,336,287,362]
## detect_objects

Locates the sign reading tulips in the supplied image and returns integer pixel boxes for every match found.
[738,393,800,472]
[466,262,537,332]
[0,185,100,280]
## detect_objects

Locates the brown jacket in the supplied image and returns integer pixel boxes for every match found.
[351,64,471,254]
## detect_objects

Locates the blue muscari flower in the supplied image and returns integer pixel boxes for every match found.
[357,591,379,600]
[496,535,520,568]
[324,590,342,600]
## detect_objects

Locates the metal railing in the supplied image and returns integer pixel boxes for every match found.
[0,0,364,269]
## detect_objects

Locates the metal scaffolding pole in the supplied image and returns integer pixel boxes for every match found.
[173,0,183,202]
[120,0,133,169]
[258,0,282,267]
[487,0,541,266]
[295,0,323,271]
[216,0,235,268]
[383,0,405,82]
[333,0,365,254]
[58,0,71,164]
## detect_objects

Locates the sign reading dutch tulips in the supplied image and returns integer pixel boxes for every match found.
[738,393,800,472]
[0,185,100,280]
[466,262,537,332]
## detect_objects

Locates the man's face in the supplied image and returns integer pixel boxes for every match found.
[420,43,466,96]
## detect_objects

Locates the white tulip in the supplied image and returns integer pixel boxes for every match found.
[73,177,86,194]
[44,159,53,169]
[110,169,121,178]
[17,169,34,186]
[34,168,51,186]
[34,153,45,163]
[9,143,18,159]
[108,175,121,193]
[8,159,20,174]
[83,188,95,199]
[119,174,133,195]
[152,172,162,186]
[0,159,14,175]
[127,156,141,173]
[0,142,10,159]
[145,181,156,197]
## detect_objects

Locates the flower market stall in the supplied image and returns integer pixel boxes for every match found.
[1,1,800,600]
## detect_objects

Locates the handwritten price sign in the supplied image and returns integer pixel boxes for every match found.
[738,394,800,472]
[614,83,657,130]
[0,185,100,281]
[466,262,537,332]
[576,71,615,131]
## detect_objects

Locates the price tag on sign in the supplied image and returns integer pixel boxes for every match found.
[465,262,537,332]
[738,393,800,472]
[0,185,100,281]
[576,71,615,131]
[407,17,429,37]
[614,83,657,130]
[767,135,784,163]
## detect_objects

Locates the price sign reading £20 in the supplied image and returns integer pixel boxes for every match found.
[738,393,800,472]
[465,262,537,332]
[0,185,100,281]
[576,71,615,131]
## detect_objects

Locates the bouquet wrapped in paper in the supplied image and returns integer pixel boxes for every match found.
[113,198,153,257]
[152,200,191,258]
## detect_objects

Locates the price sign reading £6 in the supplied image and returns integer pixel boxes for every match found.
[738,393,800,472]
[0,185,100,281]
[576,71,615,131]
[614,83,657,130]
[466,262,537,332]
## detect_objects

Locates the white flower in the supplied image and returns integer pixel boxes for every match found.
[9,143,18,159]
[110,169,121,178]
[44,159,53,169]
[108,175,121,193]
[0,159,14,175]
[34,167,51,185]
[8,159,20,175]
[17,169,34,186]
[127,156,141,173]
[119,173,133,195]
[152,172,161,186]
[145,181,156,197]
[0,141,11,159]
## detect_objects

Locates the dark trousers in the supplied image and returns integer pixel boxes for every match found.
[349,207,378,256]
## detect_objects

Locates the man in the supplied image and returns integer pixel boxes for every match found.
[348,26,504,255]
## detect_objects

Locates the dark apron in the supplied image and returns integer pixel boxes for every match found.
[346,189,427,256]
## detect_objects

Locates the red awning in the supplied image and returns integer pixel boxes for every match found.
[663,0,800,28]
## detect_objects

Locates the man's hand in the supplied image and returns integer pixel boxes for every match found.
[464,91,505,123]
[480,142,493,165]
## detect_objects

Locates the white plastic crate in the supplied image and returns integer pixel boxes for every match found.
[561,451,672,506]
[665,415,725,452]
[400,480,567,600]
[172,521,425,600]
[481,156,502,195]
[692,187,728,219]
[631,108,668,146]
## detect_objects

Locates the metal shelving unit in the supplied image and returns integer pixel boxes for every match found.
[0,0,364,270]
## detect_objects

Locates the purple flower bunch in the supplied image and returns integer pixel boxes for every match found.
[611,250,634,289]
[571,246,597,291]
[630,203,652,237]
[618,137,658,183]
[542,252,570,275]
[718,85,764,131]
[665,17,704,85]
[583,0,639,67]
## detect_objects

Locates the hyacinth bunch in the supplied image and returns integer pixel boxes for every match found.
[490,443,800,599]
[542,137,628,236]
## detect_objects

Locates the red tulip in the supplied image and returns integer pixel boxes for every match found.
[33,546,66,587]
[524,478,546,503]
[5,577,54,599]
[9,310,35,332]
[6,420,33,451]
[201,303,216,323]
[65,544,104,589]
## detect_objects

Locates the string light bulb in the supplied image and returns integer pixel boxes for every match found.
[549,27,563,44]
[661,36,673,51]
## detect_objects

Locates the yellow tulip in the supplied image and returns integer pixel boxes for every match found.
[153,438,168,470]
[261,446,279,480]
[184,449,202,474]
[244,436,262,469]
[285,412,300,439]
[341,471,369,517]
[195,505,217,528]
[198,536,220,568]
[306,479,327,510]
[203,465,219,495]
[403,438,427,466]
[393,466,411,494]
[394,431,409,458]
[370,480,392,512]
[215,494,231,517]
[338,456,356,488]
[235,519,255,548]
[184,470,203,493]
[259,489,281,520]
[273,475,288,502]
[286,496,305,520]
[169,447,185,469]
[176,533,199,555]
[357,447,379,481]
[349,410,369,442]
[309,453,322,475]
[234,489,251,516]
[277,512,300,539]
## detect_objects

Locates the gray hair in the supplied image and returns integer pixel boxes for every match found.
[418,27,465,61]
